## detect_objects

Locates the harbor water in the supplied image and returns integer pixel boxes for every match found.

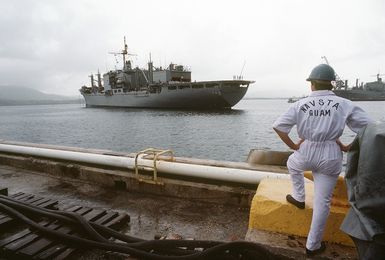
[0,99,384,162]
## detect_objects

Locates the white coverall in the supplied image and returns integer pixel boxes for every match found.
[273,90,371,250]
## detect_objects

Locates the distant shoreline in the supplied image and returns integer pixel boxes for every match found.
[0,99,81,106]
[243,97,288,100]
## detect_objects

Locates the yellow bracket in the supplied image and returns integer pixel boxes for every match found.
[134,148,174,184]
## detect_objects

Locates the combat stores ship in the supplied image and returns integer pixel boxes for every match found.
[333,74,385,101]
[80,39,254,109]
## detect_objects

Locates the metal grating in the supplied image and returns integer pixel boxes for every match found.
[0,192,130,259]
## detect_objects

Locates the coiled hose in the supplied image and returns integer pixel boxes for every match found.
[0,195,287,259]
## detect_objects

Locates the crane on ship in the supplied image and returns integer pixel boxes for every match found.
[321,56,347,90]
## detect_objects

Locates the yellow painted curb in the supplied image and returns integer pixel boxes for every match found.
[248,178,353,246]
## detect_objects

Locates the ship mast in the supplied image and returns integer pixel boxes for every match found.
[109,36,134,70]
[122,36,128,66]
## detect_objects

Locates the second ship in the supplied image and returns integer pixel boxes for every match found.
[80,38,254,109]
[333,74,385,101]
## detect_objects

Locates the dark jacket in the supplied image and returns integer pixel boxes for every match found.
[340,122,385,243]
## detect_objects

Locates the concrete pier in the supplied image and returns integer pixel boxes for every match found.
[0,141,358,259]
[0,164,249,242]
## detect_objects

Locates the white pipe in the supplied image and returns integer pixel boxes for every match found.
[0,143,289,184]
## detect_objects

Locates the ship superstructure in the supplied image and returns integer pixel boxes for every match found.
[321,56,385,101]
[333,73,385,101]
[80,38,253,109]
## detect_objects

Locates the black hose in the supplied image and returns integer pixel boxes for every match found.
[0,196,282,259]
[0,202,168,259]
[0,195,229,251]
[0,195,140,243]
[60,210,109,242]
[0,197,209,257]
[0,196,107,242]
[0,196,220,248]
[0,197,277,258]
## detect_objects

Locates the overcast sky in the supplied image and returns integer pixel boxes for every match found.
[1,0,384,98]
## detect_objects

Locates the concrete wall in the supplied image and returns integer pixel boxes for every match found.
[0,152,255,207]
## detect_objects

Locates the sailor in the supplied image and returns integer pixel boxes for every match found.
[272,64,372,256]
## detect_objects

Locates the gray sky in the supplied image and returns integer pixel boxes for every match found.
[1,0,384,98]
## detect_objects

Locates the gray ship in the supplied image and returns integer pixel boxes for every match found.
[333,74,385,101]
[320,56,385,101]
[80,38,254,109]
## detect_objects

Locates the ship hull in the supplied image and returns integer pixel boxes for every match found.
[333,89,385,101]
[82,81,250,109]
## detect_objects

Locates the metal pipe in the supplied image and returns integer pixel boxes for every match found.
[0,143,289,184]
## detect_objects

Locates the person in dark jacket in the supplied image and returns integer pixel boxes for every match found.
[341,122,385,259]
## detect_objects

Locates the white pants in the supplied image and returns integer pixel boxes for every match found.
[287,150,342,250]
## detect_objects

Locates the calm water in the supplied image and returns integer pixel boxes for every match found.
[0,99,384,162]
